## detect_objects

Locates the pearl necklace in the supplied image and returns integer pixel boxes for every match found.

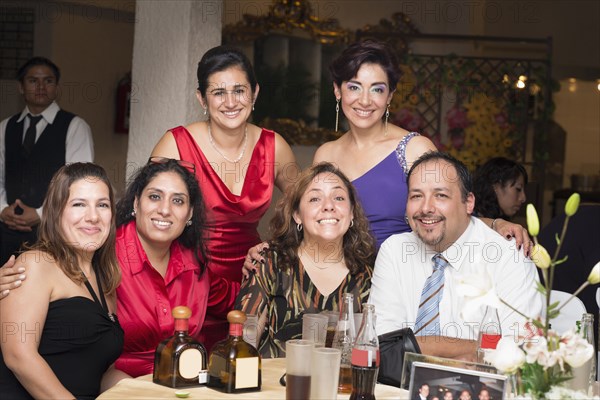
[208,124,248,163]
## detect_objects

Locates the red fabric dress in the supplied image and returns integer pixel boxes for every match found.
[171,126,275,348]
[114,221,237,377]
[171,126,275,284]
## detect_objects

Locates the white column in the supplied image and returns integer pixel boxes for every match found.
[127,0,222,171]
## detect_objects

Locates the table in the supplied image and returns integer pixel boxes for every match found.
[98,358,409,399]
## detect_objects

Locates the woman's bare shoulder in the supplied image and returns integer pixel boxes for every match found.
[16,250,56,272]
[314,135,347,163]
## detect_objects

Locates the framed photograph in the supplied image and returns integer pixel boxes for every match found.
[408,361,507,400]
[401,352,499,390]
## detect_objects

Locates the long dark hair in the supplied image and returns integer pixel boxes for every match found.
[34,163,120,293]
[116,159,209,274]
[473,157,528,219]
[268,162,376,274]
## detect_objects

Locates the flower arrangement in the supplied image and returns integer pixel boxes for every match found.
[481,193,599,399]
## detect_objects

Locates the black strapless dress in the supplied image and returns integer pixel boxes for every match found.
[0,273,123,399]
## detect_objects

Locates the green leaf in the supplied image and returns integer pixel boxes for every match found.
[535,280,547,294]
[532,319,545,329]
[554,255,568,265]
[548,309,560,319]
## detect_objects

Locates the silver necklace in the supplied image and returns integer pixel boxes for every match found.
[207,124,248,163]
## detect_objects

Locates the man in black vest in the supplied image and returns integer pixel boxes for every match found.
[0,57,94,264]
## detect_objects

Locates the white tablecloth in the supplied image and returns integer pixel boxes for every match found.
[98,358,409,399]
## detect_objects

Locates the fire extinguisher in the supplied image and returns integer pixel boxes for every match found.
[115,72,131,134]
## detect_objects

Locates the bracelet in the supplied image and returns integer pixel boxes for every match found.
[491,218,498,231]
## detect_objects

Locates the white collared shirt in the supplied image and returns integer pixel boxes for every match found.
[369,217,543,340]
[0,102,94,215]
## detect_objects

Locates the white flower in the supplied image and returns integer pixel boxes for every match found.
[588,261,600,284]
[455,270,502,323]
[559,330,594,368]
[545,385,594,399]
[484,337,525,373]
[523,336,560,369]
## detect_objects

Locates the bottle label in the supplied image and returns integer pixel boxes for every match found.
[481,334,501,349]
[351,348,380,367]
[179,348,203,379]
[235,357,259,389]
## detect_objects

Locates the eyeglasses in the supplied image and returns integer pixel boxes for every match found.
[148,156,196,174]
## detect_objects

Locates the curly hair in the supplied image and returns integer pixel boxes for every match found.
[116,158,209,275]
[268,162,376,274]
[473,157,528,219]
[34,163,120,293]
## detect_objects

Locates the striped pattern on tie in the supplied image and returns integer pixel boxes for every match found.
[414,254,449,336]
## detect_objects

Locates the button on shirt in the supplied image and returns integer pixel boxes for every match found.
[369,217,543,340]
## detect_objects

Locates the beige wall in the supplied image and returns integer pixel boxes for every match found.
[0,0,134,195]
[554,80,600,187]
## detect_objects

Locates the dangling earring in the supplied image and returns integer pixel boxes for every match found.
[385,104,390,136]
[296,223,303,232]
[404,215,409,224]
[252,102,255,111]
[350,219,354,228]
[131,210,136,217]
[335,98,340,132]
[186,219,192,227]
[204,107,207,115]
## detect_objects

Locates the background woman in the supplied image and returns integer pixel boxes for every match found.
[473,157,528,219]
[236,162,375,358]
[0,163,122,399]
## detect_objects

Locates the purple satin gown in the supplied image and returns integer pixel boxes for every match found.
[352,132,420,248]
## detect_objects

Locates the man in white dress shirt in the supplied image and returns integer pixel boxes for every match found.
[0,57,94,264]
[369,152,542,360]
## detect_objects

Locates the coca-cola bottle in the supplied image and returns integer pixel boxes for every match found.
[333,293,356,393]
[350,303,379,400]
[477,306,502,363]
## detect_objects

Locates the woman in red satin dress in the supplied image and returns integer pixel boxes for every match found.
[151,46,297,348]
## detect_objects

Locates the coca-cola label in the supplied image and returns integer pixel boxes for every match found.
[481,334,501,349]
[351,348,380,367]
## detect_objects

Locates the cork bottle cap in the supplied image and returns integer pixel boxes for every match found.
[227,310,247,325]
[172,306,192,319]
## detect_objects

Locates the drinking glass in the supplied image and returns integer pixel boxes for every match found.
[310,347,341,399]
[302,314,328,347]
[286,339,313,400]
[320,310,339,348]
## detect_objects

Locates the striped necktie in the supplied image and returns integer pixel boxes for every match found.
[414,254,449,336]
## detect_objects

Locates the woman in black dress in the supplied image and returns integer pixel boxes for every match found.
[0,163,123,399]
